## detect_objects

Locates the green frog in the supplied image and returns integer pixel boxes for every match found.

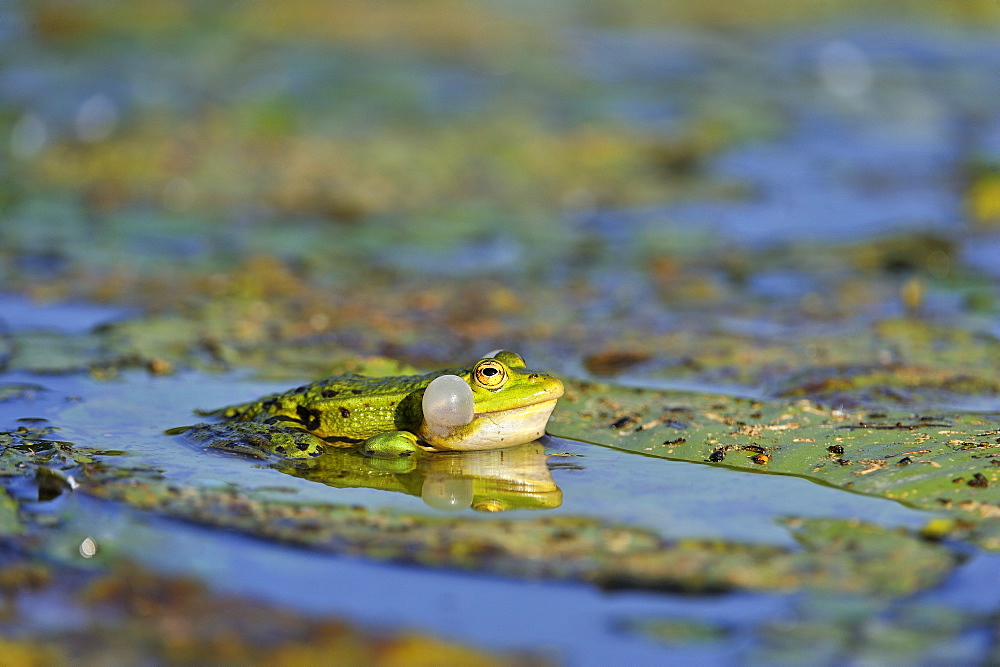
[194,351,564,458]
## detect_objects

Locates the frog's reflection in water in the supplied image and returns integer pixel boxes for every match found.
[276,441,562,512]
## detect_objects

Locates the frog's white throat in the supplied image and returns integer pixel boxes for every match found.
[420,399,559,451]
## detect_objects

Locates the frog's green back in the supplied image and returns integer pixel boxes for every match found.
[207,368,466,441]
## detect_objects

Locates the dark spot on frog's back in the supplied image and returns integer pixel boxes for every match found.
[340,407,351,418]
[296,405,321,431]
[321,389,339,398]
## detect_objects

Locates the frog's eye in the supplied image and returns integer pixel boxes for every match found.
[485,350,526,369]
[473,359,508,390]
[423,374,474,428]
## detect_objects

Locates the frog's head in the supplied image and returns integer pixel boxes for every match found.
[418,351,564,451]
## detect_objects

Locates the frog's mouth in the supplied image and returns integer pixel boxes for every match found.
[476,396,559,424]
[421,397,561,451]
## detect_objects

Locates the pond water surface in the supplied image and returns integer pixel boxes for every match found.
[2,298,999,663]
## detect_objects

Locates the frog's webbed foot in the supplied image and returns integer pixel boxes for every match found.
[358,431,424,458]
[183,422,326,460]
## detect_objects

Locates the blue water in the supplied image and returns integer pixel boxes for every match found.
[2,356,992,663]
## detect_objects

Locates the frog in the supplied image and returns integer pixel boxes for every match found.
[193,351,564,458]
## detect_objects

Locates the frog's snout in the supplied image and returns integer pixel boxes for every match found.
[533,373,564,399]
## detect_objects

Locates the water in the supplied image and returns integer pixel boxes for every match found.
[42,493,772,664]
[1,351,986,663]
[1,368,936,542]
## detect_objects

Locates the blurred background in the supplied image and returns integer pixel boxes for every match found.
[2,0,1000,398]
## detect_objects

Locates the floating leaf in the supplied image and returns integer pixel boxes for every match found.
[549,381,1000,539]
[0,383,48,403]
[81,468,958,597]
[747,595,976,664]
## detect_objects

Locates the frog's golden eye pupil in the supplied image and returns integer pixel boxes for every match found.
[482,367,498,377]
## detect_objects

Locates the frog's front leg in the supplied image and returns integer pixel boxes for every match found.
[358,431,423,458]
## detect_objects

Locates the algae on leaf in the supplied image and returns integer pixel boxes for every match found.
[79,463,959,597]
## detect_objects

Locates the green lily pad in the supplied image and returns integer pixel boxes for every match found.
[548,380,1000,541]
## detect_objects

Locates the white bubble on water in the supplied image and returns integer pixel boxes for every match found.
[79,536,98,559]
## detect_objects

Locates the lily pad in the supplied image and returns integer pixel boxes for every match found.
[3,331,110,375]
[78,460,958,597]
[0,383,48,403]
[548,380,1000,543]
[748,595,977,664]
